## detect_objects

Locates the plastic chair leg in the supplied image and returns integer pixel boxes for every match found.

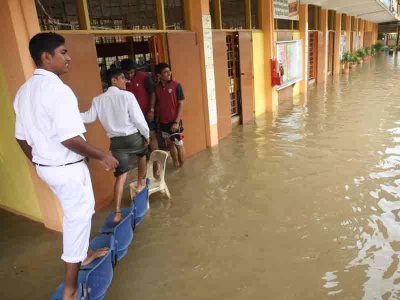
[164,186,171,199]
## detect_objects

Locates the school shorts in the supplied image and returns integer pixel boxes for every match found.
[160,121,184,147]
[110,132,148,177]
[36,161,95,263]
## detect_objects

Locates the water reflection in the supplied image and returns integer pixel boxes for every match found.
[322,55,400,299]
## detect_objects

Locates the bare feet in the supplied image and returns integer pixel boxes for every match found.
[63,287,79,300]
[113,211,122,223]
[136,184,145,193]
[82,248,109,266]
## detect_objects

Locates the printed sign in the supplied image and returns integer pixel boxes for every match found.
[274,0,300,20]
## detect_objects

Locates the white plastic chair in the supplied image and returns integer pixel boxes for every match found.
[130,150,171,200]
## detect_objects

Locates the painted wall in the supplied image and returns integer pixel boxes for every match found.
[0,65,42,221]
[252,32,267,117]
[0,0,60,227]
[212,31,232,140]
[61,34,115,211]
[167,32,208,157]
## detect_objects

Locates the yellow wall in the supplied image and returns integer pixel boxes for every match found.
[0,64,42,221]
[252,31,267,117]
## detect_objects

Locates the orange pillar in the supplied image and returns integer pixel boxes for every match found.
[299,4,309,94]
[334,12,342,74]
[260,0,278,111]
[0,0,63,231]
[359,19,365,48]
[318,9,328,83]
[186,0,219,147]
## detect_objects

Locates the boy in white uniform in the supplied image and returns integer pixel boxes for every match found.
[81,68,150,223]
[14,32,118,300]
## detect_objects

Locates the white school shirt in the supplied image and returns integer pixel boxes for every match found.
[14,69,85,166]
[81,86,150,139]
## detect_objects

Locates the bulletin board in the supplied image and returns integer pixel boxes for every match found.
[276,40,303,90]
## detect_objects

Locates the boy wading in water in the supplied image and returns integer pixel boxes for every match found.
[155,63,186,168]
[81,68,150,223]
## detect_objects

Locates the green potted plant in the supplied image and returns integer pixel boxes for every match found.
[350,55,359,69]
[364,46,371,60]
[371,46,376,56]
[341,51,352,74]
[356,48,366,63]
[373,43,384,53]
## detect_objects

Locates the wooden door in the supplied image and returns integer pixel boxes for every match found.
[213,31,232,140]
[226,33,240,117]
[308,31,318,81]
[238,31,254,125]
[148,34,166,79]
[167,32,207,157]
[328,32,335,75]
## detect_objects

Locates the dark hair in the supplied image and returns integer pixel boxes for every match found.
[120,59,136,72]
[29,32,65,66]
[155,62,170,75]
[107,68,124,87]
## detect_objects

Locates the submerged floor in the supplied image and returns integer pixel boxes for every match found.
[2,54,400,299]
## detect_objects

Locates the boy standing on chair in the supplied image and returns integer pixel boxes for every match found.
[14,32,118,300]
[81,68,150,223]
[155,63,186,168]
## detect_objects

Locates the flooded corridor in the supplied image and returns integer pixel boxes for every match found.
[3,53,400,299]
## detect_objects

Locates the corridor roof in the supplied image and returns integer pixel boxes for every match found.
[300,0,399,23]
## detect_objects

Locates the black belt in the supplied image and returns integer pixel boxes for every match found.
[35,159,84,167]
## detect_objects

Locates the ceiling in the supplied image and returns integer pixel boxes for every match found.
[299,0,399,23]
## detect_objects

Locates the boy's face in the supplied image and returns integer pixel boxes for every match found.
[124,68,135,81]
[158,67,172,82]
[112,74,127,90]
[43,44,71,75]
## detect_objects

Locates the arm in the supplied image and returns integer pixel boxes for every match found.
[16,139,33,163]
[172,84,185,132]
[145,76,156,121]
[128,94,150,140]
[80,100,98,124]
[50,87,117,170]
[175,101,184,124]
[62,136,117,171]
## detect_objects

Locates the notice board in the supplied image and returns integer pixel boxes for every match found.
[276,40,303,90]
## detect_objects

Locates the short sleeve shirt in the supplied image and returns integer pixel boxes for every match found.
[14,69,86,165]
[156,80,185,124]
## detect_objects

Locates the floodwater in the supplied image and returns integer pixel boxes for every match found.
[104,54,400,300]
[2,53,400,300]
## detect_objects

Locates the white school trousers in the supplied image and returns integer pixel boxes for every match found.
[36,161,95,263]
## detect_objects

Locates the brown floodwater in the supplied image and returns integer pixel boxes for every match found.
[1,53,400,300]
[107,54,400,300]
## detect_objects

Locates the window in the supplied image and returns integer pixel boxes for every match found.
[87,0,157,30]
[164,0,185,30]
[209,0,217,29]
[328,10,336,31]
[221,0,246,29]
[35,0,80,30]
[341,14,347,31]
[251,0,260,29]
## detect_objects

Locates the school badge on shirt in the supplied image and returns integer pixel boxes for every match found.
[168,89,172,94]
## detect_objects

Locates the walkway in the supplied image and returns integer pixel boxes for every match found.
[2,53,400,299]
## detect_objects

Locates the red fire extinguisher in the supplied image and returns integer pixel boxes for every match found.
[271,58,284,86]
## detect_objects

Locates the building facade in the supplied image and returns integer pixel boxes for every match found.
[0,0,380,231]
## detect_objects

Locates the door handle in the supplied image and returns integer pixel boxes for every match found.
[241,73,245,75]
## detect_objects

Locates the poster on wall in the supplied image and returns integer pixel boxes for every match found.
[276,40,303,90]
[274,0,300,20]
